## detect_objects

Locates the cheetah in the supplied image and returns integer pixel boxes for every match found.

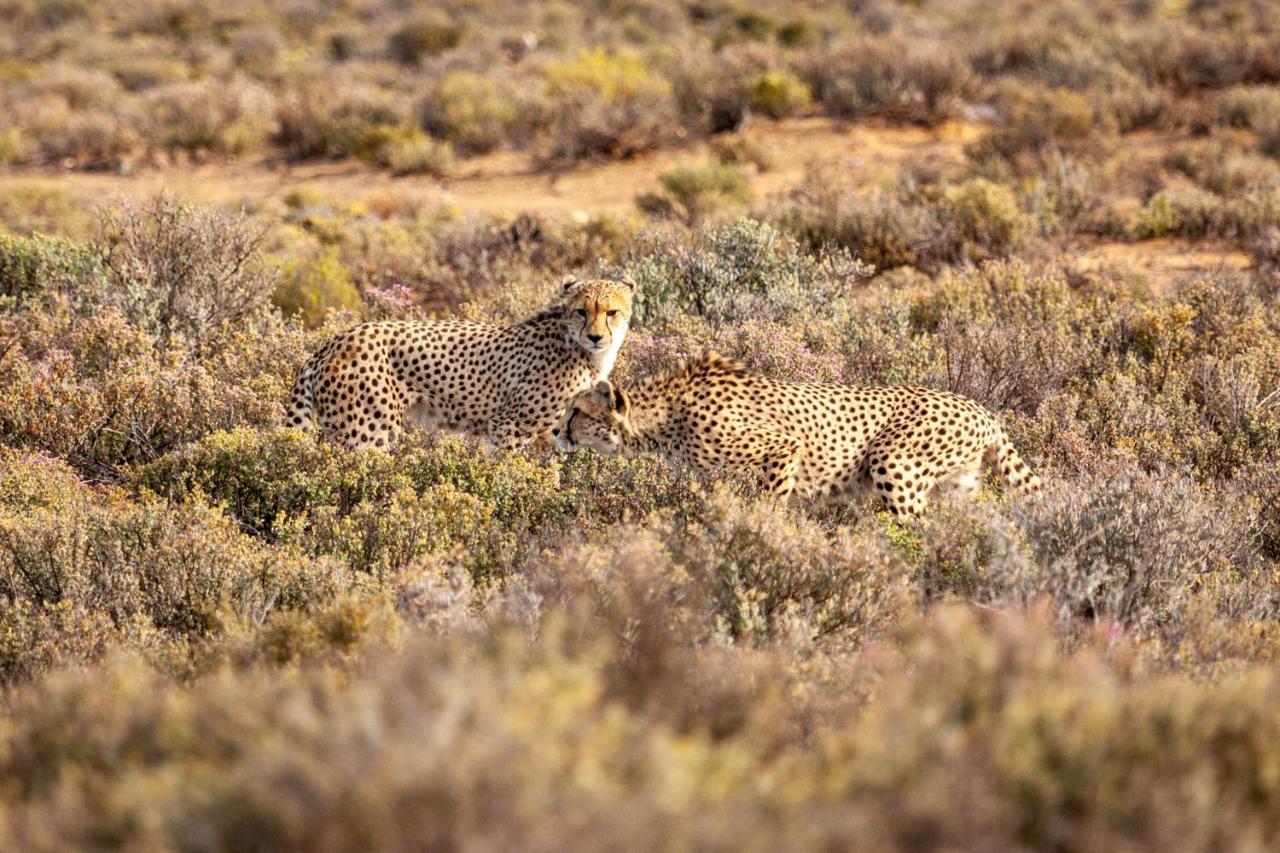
[553,352,1040,515]
[288,275,634,450]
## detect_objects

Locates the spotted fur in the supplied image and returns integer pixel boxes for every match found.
[289,276,634,450]
[554,352,1041,515]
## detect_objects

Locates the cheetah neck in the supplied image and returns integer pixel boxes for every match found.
[614,382,680,458]
[589,322,627,380]
[613,353,744,459]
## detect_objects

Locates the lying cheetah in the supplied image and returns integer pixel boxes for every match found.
[289,275,634,450]
[553,353,1040,515]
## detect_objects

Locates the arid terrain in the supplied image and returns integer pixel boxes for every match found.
[3,0,1280,849]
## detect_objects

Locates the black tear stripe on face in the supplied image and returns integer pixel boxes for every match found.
[565,408,579,447]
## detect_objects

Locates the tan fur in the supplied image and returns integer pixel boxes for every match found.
[288,276,634,450]
[554,352,1041,516]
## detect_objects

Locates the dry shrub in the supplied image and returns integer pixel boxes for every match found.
[670,490,908,647]
[1016,474,1270,640]
[803,35,975,126]
[0,180,91,238]
[540,47,679,162]
[275,74,413,159]
[95,196,273,353]
[421,70,523,155]
[971,80,1110,173]
[937,319,1085,414]
[771,175,1035,273]
[0,306,309,475]
[387,11,462,65]
[146,76,277,156]
[618,217,870,329]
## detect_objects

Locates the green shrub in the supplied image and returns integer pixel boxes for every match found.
[0,492,344,681]
[0,231,100,306]
[421,71,522,155]
[637,160,748,224]
[541,48,678,162]
[130,429,575,580]
[0,126,28,163]
[272,247,361,328]
[0,449,93,514]
[748,71,811,119]
[940,178,1034,260]
[355,125,454,176]
[1131,189,1280,240]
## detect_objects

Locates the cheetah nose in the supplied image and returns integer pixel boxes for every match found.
[587,333,603,344]
[551,428,560,437]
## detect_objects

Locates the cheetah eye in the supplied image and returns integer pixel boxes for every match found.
[576,309,588,318]
[606,310,618,317]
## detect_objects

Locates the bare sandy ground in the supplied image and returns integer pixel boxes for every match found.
[0,116,1251,292]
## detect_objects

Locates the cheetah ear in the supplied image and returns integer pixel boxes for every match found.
[561,274,581,294]
[618,273,636,292]
[595,381,628,417]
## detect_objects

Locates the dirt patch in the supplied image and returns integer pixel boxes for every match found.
[1069,237,1253,294]
[0,117,977,218]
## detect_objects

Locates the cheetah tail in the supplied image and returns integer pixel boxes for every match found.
[985,430,1041,495]
[286,368,316,432]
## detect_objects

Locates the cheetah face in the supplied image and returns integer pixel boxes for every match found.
[553,380,629,454]
[559,275,634,358]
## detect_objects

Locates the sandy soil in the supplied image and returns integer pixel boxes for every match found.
[1070,237,1253,293]
[0,116,978,216]
[0,116,1253,292]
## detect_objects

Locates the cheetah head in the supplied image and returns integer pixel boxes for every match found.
[558,275,634,359]
[553,380,630,454]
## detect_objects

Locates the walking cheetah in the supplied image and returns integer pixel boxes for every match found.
[553,353,1040,515]
[289,275,634,450]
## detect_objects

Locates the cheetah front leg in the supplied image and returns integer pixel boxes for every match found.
[741,431,804,503]
[487,397,560,453]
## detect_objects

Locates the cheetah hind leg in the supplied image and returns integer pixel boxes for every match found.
[752,433,804,503]
[930,456,983,504]
[865,449,935,518]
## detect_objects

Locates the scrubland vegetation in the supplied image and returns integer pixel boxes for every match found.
[3,0,1280,850]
